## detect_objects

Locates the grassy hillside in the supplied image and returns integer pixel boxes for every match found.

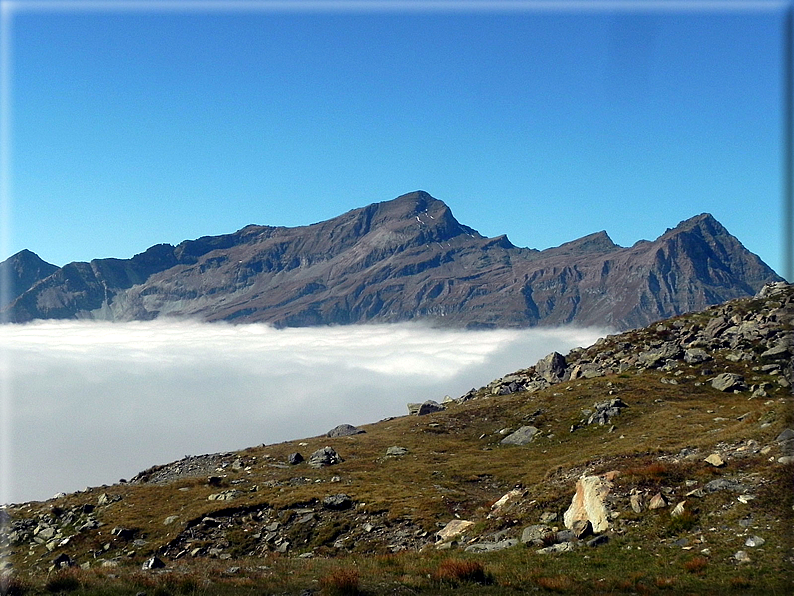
[2,283,792,595]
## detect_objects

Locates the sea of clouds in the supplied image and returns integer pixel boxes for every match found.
[0,320,609,504]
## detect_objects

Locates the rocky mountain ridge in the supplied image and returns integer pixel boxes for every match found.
[1,191,782,330]
[1,282,791,594]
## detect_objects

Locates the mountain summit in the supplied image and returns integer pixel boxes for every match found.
[1,191,782,330]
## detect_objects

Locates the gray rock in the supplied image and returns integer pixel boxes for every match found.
[308,447,342,468]
[775,429,794,442]
[586,534,609,547]
[385,446,408,456]
[684,348,711,364]
[703,478,747,493]
[500,425,539,446]
[464,539,519,553]
[745,535,765,547]
[207,490,241,501]
[761,342,791,358]
[322,494,353,510]
[536,351,567,382]
[417,400,445,416]
[326,424,365,438]
[521,525,553,545]
[288,452,304,465]
[710,373,747,392]
[733,550,751,563]
[537,541,575,554]
[572,519,592,539]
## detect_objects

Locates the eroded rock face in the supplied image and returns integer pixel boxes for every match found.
[2,192,781,330]
[563,475,613,534]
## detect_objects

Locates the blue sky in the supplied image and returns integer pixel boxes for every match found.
[1,0,790,278]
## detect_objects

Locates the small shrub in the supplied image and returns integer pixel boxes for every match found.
[320,567,360,596]
[683,556,708,574]
[654,576,677,589]
[44,569,81,593]
[534,574,574,592]
[730,576,753,589]
[433,559,490,586]
[666,510,697,536]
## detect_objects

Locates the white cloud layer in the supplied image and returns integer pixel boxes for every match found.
[0,320,608,504]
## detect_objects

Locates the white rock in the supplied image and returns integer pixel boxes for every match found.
[563,475,613,534]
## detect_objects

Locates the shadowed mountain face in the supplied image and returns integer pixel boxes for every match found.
[0,191,782,330]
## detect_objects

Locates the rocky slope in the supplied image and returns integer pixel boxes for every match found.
[1,191,782,330]
[1,283,791,594]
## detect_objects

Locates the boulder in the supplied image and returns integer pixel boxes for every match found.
[385,446,408,456]
[436,519,475,543]
[536,351,567,382]
[308,447,343,468]
[711,373,747,392]
[704,453,725,467]
[326,424,365,438]
[563,475,613,534]
[287,452,304,465]
[417,400,445,416]
[521,525,553,545]
[500,426,539,446]
[408,400,446,416]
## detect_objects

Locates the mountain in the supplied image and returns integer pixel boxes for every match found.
[0,191,782,329]
[3,283,792,592]
[0,249,58,311]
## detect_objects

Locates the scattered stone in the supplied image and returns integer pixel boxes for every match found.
[465,538,519,553]
[208,490,241,501]
[385,446,408,456]
[539,512,557,524]
[489,489,525,517]
[586,534,609,547]
[307,447,342,468]
[500,425,539,446]
[704,453,725,467]
[703,478,746,493]
[326,424,365,438]
[538,542,575,554]
[630,491,644,513]
[322,494,353,511]
[288,452,304,465]
[733,550,751,563]
[163,516,179,526]
[670,501,687,518]
[745,536,765,547]
[648,493,668,510]
[142,556,165,570]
